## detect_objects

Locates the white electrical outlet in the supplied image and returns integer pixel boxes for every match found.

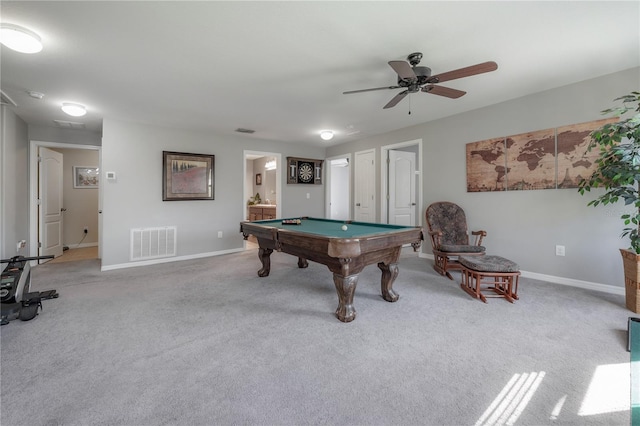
[555,245,565,256]
[218,231,223,238]
[306,193,310,199]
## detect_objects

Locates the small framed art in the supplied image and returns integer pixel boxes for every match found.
[73,166,99,188]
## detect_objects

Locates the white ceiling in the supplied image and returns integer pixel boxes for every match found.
[1,1,638,147]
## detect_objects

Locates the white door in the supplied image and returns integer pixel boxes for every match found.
[388,150,416,225]
[354,150,375,222]
[39,147,64,258]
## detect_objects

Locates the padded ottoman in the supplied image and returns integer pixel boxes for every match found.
[459,255,520,303]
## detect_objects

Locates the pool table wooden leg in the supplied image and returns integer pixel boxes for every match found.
[333,273,358,322]
[257,247,273,277]
[378,262,399,302]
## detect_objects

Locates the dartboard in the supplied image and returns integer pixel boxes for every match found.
[298,162,314,183]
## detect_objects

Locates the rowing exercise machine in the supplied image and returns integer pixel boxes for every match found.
[1,256,59,325]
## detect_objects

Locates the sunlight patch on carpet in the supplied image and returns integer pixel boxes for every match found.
[549,394,567,420]
[475,371,545,426]
[578,363,629,416]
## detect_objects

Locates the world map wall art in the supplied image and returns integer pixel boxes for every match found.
[466,117,617,192]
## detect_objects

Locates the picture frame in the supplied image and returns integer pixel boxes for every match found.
[162,151,215,201]
[256,173,262,185]
[73,166,99,188]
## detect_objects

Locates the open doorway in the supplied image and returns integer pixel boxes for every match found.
[380,139,422,226]
[243,150,282,248]
[29,141,101,261]
[325,154,351,220]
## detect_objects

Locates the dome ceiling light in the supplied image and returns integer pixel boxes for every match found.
[61,102,87,117]
[0,23,43,54]
[320,130,334,141]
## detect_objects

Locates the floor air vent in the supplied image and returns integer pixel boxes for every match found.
[130,226,177,261]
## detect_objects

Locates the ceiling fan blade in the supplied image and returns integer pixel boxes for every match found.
[422,85,466,99]
[383,90,409,109]
[343,85,401,95]
[428,61,498,84]
[388,61,416,80]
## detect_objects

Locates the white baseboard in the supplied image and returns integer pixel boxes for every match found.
[418,252,624,296]
[65,242,98,249]
[103,249,625,296]
[518,270,625,296]
[101,247,245,271]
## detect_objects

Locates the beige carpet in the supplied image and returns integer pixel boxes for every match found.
[48,246,98,263]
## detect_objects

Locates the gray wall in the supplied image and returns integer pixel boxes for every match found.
[2,68,639,289]
[101,119,325,268]
[29,125,102,146]
[327,67,640,288]
[0,107,29,258]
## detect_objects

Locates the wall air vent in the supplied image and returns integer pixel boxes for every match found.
[235,128,255,134]
[130,226,177,261]
[0,90,17,107]
[53,120,86,129]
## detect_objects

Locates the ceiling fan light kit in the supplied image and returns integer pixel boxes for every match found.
[343,52,498,109]
[0,23,43,53]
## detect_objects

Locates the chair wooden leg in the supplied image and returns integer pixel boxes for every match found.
[460,269,520,303]
[460,268,487,303]
[433,254,447,276]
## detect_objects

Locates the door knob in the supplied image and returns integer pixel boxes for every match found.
[61,208,67,212]
[356,203,361,206]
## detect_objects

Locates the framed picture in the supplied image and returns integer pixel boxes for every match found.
[162,151,215,201]
[73,166,99,188]
[256,173,262,185]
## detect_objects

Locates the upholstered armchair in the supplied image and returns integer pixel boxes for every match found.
[425,201,487,279]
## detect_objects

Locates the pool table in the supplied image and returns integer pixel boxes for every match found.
[240,217,423,322]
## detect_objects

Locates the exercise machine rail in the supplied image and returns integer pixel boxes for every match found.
[1,255,58,325]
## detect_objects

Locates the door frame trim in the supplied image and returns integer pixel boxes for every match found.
[242,150,282,249]
[29,140,101,257]
[380,139,423,226]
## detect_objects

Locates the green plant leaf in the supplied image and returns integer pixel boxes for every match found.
[579,92,640,254]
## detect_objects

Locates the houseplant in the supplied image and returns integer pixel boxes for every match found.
[578,91,640,312]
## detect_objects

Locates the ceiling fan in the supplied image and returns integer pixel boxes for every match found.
[343,52,498,109]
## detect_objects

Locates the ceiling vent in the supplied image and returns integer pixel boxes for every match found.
[53,119,86,129]
[0,90,17,107]
[235,127,255,134]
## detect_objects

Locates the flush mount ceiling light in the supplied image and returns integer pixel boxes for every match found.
[61,102,87,117]
[320,130,334,141]
[0,23,43,53]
